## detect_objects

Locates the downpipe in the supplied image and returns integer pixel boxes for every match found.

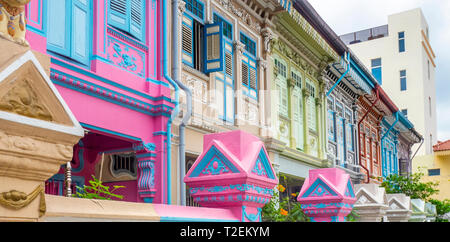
[172,0,193,206]
[327,52,350,97]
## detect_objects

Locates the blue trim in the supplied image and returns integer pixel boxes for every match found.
[51,59,173,103]
[26,0,48,36]
[349,57,376,88]
[50,71,172,117]
[80,122,142,141]
[204,22,224,73]
[189,145,240,177]
[242,206,262,222]
[301,178,338,198]
[181,13,194,68]
[327,53,350,97]
[183,0,205,24]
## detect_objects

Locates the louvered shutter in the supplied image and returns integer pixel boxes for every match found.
[71,0,90,65]
[182,14,194,67]
[293,88,303,150]
[47,0,70,56]
[130,0,145,40]
[109,0,129,31]
[204,23,224,73]
[242,62,249,86]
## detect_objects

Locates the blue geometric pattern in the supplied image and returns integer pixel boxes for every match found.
[301,178,337,198]
[344,180,355,198]
[189,145,240,177]
[251,148,275,179]
[201,156,230,175]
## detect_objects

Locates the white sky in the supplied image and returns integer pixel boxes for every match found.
[307,0,450,141]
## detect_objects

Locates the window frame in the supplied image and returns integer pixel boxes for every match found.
[400,70,407,91]
[371,58,382,85]
[240,32,258,100]
[107,0,146,42]
[47,0,92,67]
[398,31,405,53]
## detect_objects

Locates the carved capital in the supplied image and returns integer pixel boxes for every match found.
[261,27,275,53]
[257,57,268,70]
[233,40,246,55]
[176,0,186,16]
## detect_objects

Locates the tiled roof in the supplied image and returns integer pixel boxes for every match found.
[433,140,450,152]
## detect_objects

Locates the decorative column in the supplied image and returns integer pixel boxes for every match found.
[234,41,246,126]
[133,142,157,203]
[353,184,388,222]
[297,168,356,222]
[385,193,412,222]
[0,39,84,221]
[184,130,278,222]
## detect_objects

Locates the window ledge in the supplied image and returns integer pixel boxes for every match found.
[182,64,210,82]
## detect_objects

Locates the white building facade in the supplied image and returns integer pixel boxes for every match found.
[340,8,437,156]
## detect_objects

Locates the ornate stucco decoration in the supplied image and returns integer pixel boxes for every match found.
[215,0,262,33]
[261,27,275,54]
[0,0,30,46]
[0,185,46,217]
[0,78,53,121]
[270,38,318,78]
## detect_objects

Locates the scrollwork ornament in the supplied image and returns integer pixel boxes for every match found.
[0,185,46,217]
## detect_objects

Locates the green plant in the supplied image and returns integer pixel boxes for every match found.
[429,199,450,222]
[380,171,439,201]
[262,175,309,222]
[74,175,126,200]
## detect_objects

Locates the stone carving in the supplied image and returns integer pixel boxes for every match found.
[0,0,30,46]
[0,78,53,121]
[0,185,46,217]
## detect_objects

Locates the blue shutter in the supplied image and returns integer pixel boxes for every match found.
[47,0,70,56]
[130,0,145,41]
[204,22,224,73]
[71,0,90,65]
[109,0,129,32]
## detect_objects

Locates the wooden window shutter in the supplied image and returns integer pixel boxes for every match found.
[204,22,224,73]
[181,14,194,67]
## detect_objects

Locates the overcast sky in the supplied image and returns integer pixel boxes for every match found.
[307,0,450,142]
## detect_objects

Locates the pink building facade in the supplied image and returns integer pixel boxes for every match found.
[25,0,175,204]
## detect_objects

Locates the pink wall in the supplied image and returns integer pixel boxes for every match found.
[27,0,173,204]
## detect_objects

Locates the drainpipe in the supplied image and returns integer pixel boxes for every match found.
[380,112,399,177]
[162,0,180,205]
[357,89,379,183]
[172,0,193,206]
[326,52,350,97]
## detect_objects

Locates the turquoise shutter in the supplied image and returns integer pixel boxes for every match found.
[204,23,224,73]
[130,0,145,40]
[71,0,90,65]
[109,0,130,32]
[47,0,70,56]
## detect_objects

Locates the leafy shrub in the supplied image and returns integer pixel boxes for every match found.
[74,175,126,200]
